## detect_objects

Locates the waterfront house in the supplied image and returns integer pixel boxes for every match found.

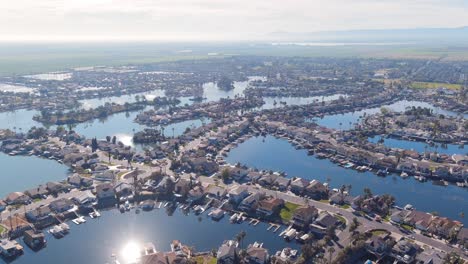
[154,176,172,195]
[245,244,269,264]
[304,180,328,200]
[95,183,116,200]
[289,178,310,195]
[1,215,32,238]
[290,206,318,230]
[257,174,278,187]
[405,210,433,232]
[246,171,263,182]
[174,179,191,197]
[217,240,239,264]
[25,185,49,199]
[140,252,169,264]
[390,210,411,224]
[72,190,97,208]
[49,198,75,213]
[46,181,68,195]
[452,154,468,166]
[187,186,205,204]
[228,185,249,205]
[25,205,53,224]
[229,167,249,181]
[114,182,134,198]
[0,239,23,258]
[205,185,227,199]
[5,192,31,205]
[68,174,93,188]
[23,230,46,250]
[274,177,290,191]
[427,217,462,239]
[329,192,353,205]
[238,193,263,213]
[256,197,284,217]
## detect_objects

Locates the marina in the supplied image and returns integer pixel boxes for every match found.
[3,208,297,264]
[226,135,468,224]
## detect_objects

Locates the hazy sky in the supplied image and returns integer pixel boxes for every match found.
[1,0,467,41]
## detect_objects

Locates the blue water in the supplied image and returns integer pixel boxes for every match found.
[368,136,467,156]
[78,90,166,110]
[0,108,207,151]
[6,208,294,264]
[0,153,70,198]
[316,100,467,130]
[260,94,347,110]
[226,136,468,224]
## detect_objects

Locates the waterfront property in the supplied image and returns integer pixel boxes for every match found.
[226,135,468,224]
[1,208,296,264]
[0,153,70,198]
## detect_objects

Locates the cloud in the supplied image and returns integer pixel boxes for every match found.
[1,0,467,41]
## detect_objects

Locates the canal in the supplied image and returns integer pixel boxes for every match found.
[0,153,70,198]
[368,136,467,156]
[6,208,295,264]
[315,100,467,130]
[226,135,468,224]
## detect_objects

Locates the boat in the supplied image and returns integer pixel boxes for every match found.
[119,204,125,213]
[49,225,64,238]
[124,201,131,211]
[376,169,388,176]
[59,223,70,233]
[89,211,101,218]
[230,213,239,223]
[400,172,409,178]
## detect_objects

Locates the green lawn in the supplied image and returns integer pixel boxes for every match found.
[339,204,350,209]
[0,225,6,235]
[410,81,462,90]
[336,215,347,225]
[280,202,301,222]
[193,256,217,264]
[401,224,414,231]
[371,230,389,236]
[319,199,330,204]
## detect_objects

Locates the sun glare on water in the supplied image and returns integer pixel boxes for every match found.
[120,241,141,263]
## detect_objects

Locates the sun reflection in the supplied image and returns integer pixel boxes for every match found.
[120,241,141,263]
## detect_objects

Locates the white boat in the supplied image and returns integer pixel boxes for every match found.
[400,172,409,178]
[125,201,131,211]
[49,225,65,238]
[230,213,238,223]
[59,223,70,233]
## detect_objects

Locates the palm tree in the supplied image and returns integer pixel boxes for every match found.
[236,230,246,250]
[327,247,335,264]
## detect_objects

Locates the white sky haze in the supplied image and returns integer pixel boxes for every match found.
[1,0,467,41]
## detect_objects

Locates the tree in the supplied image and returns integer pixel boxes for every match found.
[363,188,372,199]
[91,137,99,152]
[349,217,360,233]
[112,136,117,144]
[221,168,230,183]
[106,136,111,142]
[236,230,246,250]
[327,247,335,264]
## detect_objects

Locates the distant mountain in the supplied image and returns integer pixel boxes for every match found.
[267,27,468,43]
